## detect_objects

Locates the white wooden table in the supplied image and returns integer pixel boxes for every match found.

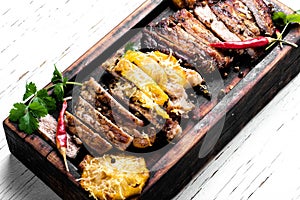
[1,0,299,199]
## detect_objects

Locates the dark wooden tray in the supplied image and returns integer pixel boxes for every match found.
[3,0,300,199]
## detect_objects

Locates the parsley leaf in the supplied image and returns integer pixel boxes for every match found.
[272,11,300,27]
[23,82,37,101]
[28,101,48,118]
[53,83,64,102]
[51,65,64,84]
[36,89,56,112]
[9,66,82,134]
[9,103,27,122]
[19,112,39,134]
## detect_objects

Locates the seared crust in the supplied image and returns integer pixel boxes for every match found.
[194,3,241,42]
[75,96,133,151]
[239,0,275,36]
[80,77,144,127]
[64,111,113,156]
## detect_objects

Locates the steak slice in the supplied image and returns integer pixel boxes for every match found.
[239,0,275,36]
[64,111,112,156]
[75,96,133,151]
[230,0,261,36]
[194,3,241,42]
[144,19,231,71]
[80,77,158,149]
[209,0,257,40]
[171,9,221,45]
[80,77,144,127]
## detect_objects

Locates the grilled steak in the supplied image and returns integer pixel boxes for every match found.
[80,77,144,127]
[144,19,231,71]
[38,114,80,159]
[81,77,159,148]
[64,111,112,156]
[193,3,241,42]
[209,0,256,40]
[75,96,133,151]
[171,9,221,45]
[231,0,261,36]
[239,0,275,36]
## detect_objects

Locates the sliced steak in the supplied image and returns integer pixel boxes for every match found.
[171,9,221,44]
[239,0,275,36]
[144,19,231,71]
[74,96,133,151]
[80,77,144,127]
[209,0,256,40]
[194,3,241,42]
[231,0,261,36]
[64,111,112,156]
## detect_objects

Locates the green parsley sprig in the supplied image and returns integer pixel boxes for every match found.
[266,10,300,50]
[9,66,82,134]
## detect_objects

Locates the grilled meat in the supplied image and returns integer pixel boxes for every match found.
[81,77,159,149]
[193,3,241,42]
[124,50,195,115]
[75,96,133,151]
[80,77,144,127]
[144,18,231,71]
[239,0,275,36]
[209,0,257,40]
[38,114,80,159]
[171,9,221,45]
[231,0,261,36]
[64,111,112,156]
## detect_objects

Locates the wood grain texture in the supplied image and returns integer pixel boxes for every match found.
[1,0,300,200]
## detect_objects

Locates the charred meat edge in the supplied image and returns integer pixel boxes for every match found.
[209,0,257,40]
[239,0,275,36]
[230,0,261,36]
[80,77,157,148]
[75,96,133,151]
[171,9,222,45]
[80,77,144,127]
[38,114,80,159]
[64,111,113,156]
[193,3,241,42]
[146,19,230,71]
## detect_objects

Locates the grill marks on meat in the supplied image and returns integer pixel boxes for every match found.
[231,0,261,36]
[209,0,257,40]
[75,96,133,151]
[143,0,275,68]
[193,3,241,42]
[239,0,275,36]
[64,111,113,156]
[146,18,230,71]
[171,9,221,44]
[80,77,144,128]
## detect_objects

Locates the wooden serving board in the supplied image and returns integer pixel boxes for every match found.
[3,0,300,199]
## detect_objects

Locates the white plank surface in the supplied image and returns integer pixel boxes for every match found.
[0,0,300,199]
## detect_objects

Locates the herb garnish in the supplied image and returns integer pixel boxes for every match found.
[9,66,82,134]
[266,10,300,50]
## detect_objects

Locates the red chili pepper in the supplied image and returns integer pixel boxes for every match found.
[210,36,272,49]
[56,100,69,172]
